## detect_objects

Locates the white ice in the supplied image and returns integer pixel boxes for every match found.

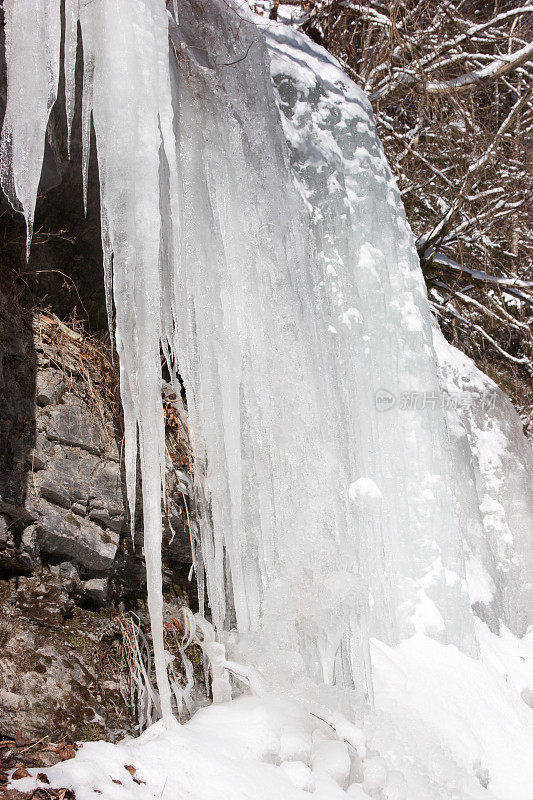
[0,0,61,256]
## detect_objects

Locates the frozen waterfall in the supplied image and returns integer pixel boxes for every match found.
[1,0,532,720]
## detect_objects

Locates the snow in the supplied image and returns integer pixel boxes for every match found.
[10,627,533,800]
[349,478,382,506]
[369,626,533,800]
[311,739,352,784]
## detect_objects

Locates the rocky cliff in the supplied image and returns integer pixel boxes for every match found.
[0,290,197,740]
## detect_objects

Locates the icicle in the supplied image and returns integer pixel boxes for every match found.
[76,0,179,726]
[79,14,94,216]
[63,0,79,156]
[0,0,61,258]
[100,204,114,353]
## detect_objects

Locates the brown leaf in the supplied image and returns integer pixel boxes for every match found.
[124,765,136,776]
[12,766,31,780]
[14,732,31,749]
[37,774,49,785]
[133,778,146,785]
[2,790,34,800]
[57,745,76,762]
[111,779,122,785]
[171,616,185,634]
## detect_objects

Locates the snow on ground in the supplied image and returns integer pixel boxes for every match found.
[10,626,533,800]
[369,623,533,800]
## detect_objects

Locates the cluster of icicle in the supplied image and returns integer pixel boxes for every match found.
[1,0,179,722]
[2,0,502,721]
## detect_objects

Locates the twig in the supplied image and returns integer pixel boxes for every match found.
[19,735,50,754]
[220,40,254,66]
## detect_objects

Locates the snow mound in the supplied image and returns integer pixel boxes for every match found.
[11,628,533,800]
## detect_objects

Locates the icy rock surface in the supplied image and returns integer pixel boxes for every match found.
[169,0,478,685]
[263,21,475,654]
[169,1,365,688]
[434,330,533,635]
[1,0,532,720]
[3,1,533,796]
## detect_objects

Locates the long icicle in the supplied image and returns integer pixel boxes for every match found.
[0,0,177,725]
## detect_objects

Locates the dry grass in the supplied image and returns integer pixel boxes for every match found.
[33,312,122,446]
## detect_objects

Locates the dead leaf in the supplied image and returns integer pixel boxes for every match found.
[124,765,136,776]
[12,766,31,780]
[57,745,76,762]
[112,779,122,785]
[3,790,33,800]
[14,732,31,749]
[37,774,49,784]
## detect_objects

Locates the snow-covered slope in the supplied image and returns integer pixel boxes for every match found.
[11,625,533,800]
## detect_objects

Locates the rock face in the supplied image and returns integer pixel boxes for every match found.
[0,27,198,739]
[0,571,135,741]
[0,294,195,607]
[0,292,198,739]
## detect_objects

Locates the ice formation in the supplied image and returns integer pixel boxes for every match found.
[0,0,61,257]
[1,0,532,750]
[434,330,533,634]
[263,22,476,655]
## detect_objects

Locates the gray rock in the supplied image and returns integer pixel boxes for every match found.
[89,508,125,532]
[59,560,80,582]
[88,460,128,531]
[39,481,72,509]
[82,577,109,606]
[0,572,135,741]
[35,369,65,407]
[0,514,10,547]
[20,524,37,555]
[31,432,53,468]
[0,288,194,602]
[44,398,106,455]
[0,497,38,525]
[36,500,119,572]
[35,446,101,510]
